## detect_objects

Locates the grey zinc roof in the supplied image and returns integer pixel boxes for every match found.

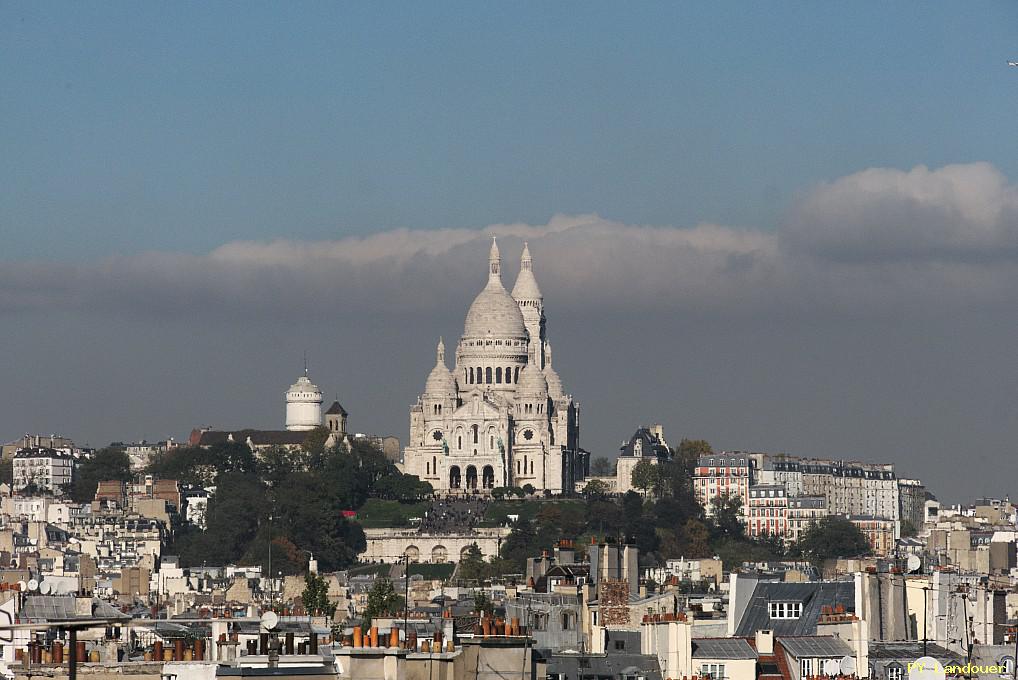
[691,638,758,660]
[734,580,855,637]
[778,636,853,659]
[868,642,960,661]
[21,596,129,622]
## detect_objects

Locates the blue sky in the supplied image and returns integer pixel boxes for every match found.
[3,3,1018,500]
[3,2,1017,258]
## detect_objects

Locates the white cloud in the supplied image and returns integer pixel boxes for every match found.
[2,162,1017,319]
[781,162,1018,262]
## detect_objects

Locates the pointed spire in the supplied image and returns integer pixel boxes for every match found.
[488,236,501,283]
[436,337,446,364]
[511,241,542,300]
[303,350,308,377]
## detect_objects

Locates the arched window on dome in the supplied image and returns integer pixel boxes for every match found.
[476,366,482,384]
[457,435,462,450]
[472,424,479,444]
[468,368,473,384]
[495,367,502,384]
[486,367,492,383]
[505,366,512,383]
[514,367,520,383]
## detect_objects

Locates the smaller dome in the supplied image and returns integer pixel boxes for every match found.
[425,364,457,396]
[543,342,565,399]
[424,338,457,396]
[544,365,565,400]
[511,242,543,301]
[517,361,548,395]
[287,375,322,399]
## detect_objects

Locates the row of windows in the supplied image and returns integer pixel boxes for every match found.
[768,601,802,619]
[466,366,520,385]
[462,339,525,347]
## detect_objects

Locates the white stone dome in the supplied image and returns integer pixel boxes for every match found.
[511,242,543,301]
[544,365,564,400]
[463,238,527,338]
[424,338,457,395]
[464,283,528,338]
[517,356,548,394]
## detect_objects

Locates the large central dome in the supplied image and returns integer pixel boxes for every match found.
[462,239,527,338]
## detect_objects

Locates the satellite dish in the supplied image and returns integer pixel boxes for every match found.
[840,656,857,676]
[26,579,38,592]
[16,582,26,593]
[823,659,841,676]
[260,611,279,631]
[907,555,922,573]
[38,581,51,595]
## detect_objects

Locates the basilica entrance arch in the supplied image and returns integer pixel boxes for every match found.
[482,465,495,489]
[449,466,461,489]
[466,466,478,490]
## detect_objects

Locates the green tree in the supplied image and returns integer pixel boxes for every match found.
[499,519,538,572]
[301,426,331,460]
[363,579,404,627]
[631,459,661,496]
[458,543,487,582]
[582,479,610,498]
[69,448,132,503]
[794,516,871,564]
[683,518,711,557]
[590,457,615,476]
[301,572,337,617]
[675,439,713,466]
[707,492,744,539]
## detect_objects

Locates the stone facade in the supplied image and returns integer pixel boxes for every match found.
[360,527,511,563]
[402,240,583,494]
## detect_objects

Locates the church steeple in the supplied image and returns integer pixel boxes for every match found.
[436,336,446,363]
[488,237,501,283]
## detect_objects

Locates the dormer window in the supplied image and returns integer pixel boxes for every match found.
[768,601,802,619]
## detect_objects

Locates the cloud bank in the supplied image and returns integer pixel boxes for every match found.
[4,162,1018,320]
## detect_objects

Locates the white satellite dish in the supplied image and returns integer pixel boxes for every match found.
[907,555,922,573]
[260,611,279,631]
[840,656,857,676]
[823,659,841,676]
[16,582,26,593]
[38,581,51,595]
[26,579,39,592]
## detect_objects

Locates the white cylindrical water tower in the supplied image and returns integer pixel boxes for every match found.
[285,371,323,431]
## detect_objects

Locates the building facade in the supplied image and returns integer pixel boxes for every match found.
[747,485,789,538]
[12,448,74,495]
[693,452,751,515]
[402,240,582,494]
[786,495,829,543]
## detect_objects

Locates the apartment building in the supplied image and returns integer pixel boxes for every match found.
[693,452,751,515]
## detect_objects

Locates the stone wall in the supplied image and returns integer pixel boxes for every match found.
[361,528,512,563]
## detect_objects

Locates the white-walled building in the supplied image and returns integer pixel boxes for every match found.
[402,240,583,494]
[12,448,73,495]
[285,369,323,431]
